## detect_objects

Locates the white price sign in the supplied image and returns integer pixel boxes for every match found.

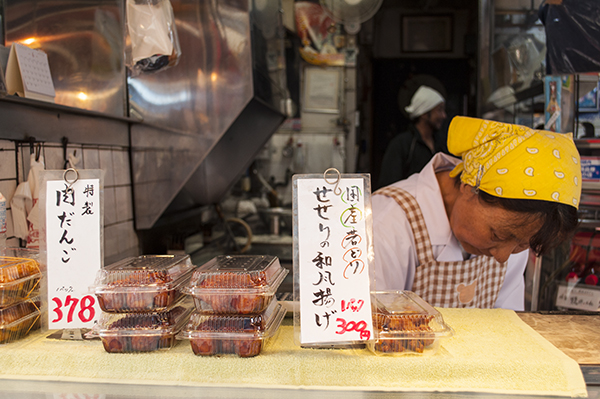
[295,172,373,345]
[556,284,600,311]
[46,175,102,329]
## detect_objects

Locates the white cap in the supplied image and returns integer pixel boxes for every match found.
[404,86,445,119]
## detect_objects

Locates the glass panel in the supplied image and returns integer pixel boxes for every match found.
[480,2,546,123]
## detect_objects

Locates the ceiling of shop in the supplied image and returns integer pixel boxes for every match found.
[381,0,475,10]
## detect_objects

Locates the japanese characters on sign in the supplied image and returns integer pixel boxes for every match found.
[297,176,373,344]
[556,284,600,312]
[46,178,102,329]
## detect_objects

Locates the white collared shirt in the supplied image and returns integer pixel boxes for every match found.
[372,153,528,310]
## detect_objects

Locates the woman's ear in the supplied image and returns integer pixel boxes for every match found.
[460,183,477,199]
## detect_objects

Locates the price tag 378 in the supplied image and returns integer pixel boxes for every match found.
[51,294,96,324]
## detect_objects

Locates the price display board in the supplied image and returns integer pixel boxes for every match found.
[42,169,103,329]
[556,283,600,312]
[293,169,374,345]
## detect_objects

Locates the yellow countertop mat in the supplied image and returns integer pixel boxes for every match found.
[0,308,587,397]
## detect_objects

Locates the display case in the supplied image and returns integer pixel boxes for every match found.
[478,0,546,125]
[478,1,600,312]
[532,139,600,312]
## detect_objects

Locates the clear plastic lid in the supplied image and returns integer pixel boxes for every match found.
[94,255,196,293]
[1,248,41,262]
[372,291,453,339]
[0,297,41,344]
[183,255,288,295]
[0,297,41,326]
[96,297,193,337]
[0,256,41,284]
[0,257,42,307]
[179,299,286,340]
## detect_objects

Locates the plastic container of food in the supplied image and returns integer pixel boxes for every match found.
[181,255,288,314]
[367,291,453,356]
[93,255,196,313]
[0,297,41,344]
[1,247,41,261]
[0,256,42,308]
[97,298,193,353]
[179,298,286,357]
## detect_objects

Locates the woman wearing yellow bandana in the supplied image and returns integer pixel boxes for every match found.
[372,116,580,310]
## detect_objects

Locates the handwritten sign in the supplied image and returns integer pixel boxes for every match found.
[556,284,600,312]
[46,177,101,329]
[295,173,373,345]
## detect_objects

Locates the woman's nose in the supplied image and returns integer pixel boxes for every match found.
[489,244,515,264]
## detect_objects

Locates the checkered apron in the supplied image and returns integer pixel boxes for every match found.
[375,186,507,308]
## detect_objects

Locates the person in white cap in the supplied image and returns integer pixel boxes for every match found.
[378,85,447,188]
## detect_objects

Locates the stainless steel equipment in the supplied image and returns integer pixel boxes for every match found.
[3,0,127,117]
[128,0,288,230]
[2,0,289,241]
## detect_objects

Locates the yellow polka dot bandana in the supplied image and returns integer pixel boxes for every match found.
[447,116,581,209]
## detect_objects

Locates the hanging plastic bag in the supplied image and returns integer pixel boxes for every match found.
[125,0,181,76]
[539,0,600,74]
[10,179,32,241]
[26,154,45,250]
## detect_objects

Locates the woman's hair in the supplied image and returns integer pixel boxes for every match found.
[478,190,579,256]
[452,175,579,255]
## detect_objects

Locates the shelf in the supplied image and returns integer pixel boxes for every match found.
[0,94,140,124]
[0,94,139,146]
[576,139,600,150]
[582,180,600,192]
[514,81,544,103]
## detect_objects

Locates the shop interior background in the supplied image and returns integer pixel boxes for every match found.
[0,0,599,311]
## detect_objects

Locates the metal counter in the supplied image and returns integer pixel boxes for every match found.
[0,376,597,398]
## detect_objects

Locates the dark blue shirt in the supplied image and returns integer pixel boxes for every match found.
[377,124,449,188]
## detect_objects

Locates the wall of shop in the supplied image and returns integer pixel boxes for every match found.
[371,8,472,59]
[0,138,139,265]
[0,0,289,257]
[252,16,359,208]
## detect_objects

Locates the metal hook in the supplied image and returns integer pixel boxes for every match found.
[63,168,79,188]
[323,167,342,195]
[62,136,69,169]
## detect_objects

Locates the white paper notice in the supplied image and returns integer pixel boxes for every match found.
[297,178,373,344]
[556,284,600,312]
[46,178,101,329]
